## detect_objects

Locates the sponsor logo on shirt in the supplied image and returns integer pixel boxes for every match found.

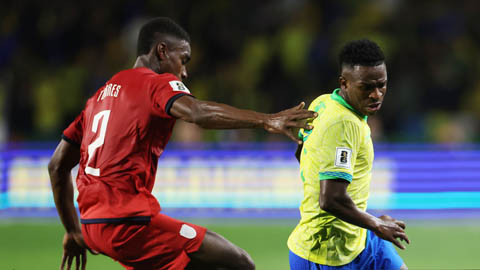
[335,147,352,169]
[169,80,190,93]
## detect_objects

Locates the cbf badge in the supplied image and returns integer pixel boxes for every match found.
[335,147,352,169]
[169,80,190,93]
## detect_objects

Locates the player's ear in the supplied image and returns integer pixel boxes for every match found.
[339,76,347,90]
[156,42,169,61]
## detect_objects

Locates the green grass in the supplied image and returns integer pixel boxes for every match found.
[0,218,479,270]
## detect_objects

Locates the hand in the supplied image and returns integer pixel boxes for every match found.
[61,232,97,270]
[264,102,317,144]
[374,215,410,250]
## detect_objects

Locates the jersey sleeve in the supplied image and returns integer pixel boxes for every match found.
[149,73,194,118]
[62,110,84,147]
[306,120,361,183]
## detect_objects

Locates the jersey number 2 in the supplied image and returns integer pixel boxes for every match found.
[85,110,111,176]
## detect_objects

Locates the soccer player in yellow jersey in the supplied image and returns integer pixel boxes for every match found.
[288,39,410,270]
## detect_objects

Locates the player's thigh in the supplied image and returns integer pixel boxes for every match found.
[367,230,405,270]
[112,214,207,269]
[187,229,255,270]
[289,250,319,270]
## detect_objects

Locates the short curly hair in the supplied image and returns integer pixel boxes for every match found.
[136,17,190,57]
[339,39,385,70]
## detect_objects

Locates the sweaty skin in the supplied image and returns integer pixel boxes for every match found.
[293,63,409,267]
[50,34,317,270]
[339,63,387,117]
[134,36,317,144]
[319,63,410,251]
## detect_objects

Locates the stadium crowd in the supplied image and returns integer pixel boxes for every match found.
[1,0,480,143]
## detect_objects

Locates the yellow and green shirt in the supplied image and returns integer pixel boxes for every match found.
[287,89,374,266]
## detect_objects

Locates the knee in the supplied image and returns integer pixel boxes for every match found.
[237,248,255,270]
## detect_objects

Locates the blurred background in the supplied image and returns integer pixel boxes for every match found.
[3,0,480,143]
[1,0,480,269]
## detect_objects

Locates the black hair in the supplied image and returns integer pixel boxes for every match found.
[339,39,385,70]
[136,17,190,57]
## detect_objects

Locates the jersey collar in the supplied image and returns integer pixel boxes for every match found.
[331,88,368,120]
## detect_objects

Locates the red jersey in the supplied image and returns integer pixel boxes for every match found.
[63,67,192,224]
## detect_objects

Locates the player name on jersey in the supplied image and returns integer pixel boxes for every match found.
[97,83,122,102]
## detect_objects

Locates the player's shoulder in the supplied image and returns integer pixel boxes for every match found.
[135,69,190,91]
[115,68,190,92]
[308,92,346,114]
[310,94,360,127]
[307,93,330,111]
[111,67,176,81]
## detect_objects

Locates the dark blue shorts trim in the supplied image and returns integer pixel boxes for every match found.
[165,93,194,117]
[61,134,80,147]
[81,216,151,224]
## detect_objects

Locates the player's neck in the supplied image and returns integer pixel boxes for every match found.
[338,89,349,104]
[133,54,163,74]
[133,55,161,73]
[133,56,149,69]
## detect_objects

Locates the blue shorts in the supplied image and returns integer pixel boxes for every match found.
[289,230,404,270]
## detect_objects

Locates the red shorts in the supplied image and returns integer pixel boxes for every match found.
[81,213,207,270]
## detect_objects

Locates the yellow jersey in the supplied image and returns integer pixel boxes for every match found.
[287,89,374,266]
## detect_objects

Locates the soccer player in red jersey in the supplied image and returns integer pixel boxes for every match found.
[48,17,316,270]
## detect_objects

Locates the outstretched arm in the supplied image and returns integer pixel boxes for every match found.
[169,95,316,144]
[319,179,410,249]
[49,139,94,270]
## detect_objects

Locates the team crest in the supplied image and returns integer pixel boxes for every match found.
[335,147,352,169]
[179,224,197,239]
[169,80,190,93]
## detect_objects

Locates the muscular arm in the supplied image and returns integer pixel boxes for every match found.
[169,95,316,143]
[48,139,81,233]
[49,139,95,270]
[319,179,410,249]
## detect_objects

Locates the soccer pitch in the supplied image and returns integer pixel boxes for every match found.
[0,218,478,270]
